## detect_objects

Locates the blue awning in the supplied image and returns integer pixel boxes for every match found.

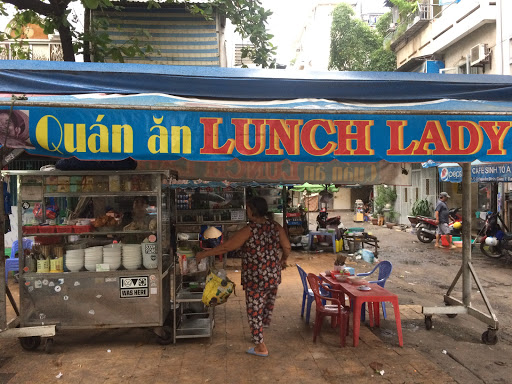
[2,60,512,102]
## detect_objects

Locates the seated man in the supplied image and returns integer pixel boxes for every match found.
[363,204,371,222]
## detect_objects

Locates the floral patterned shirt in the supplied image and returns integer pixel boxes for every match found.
[241,220,282,291]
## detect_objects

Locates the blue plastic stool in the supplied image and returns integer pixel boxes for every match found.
[5,238,33,280]
[308,231,336,253]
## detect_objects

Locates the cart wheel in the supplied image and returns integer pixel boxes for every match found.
[481,330,498,345]
[156,328,173,345]
[19,336,41,350]
[424,316,433,330]
[44,338,54,354]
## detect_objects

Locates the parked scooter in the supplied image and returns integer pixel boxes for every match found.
[479,212,512,259]
[416,207,462,243]
[316,208,341,230]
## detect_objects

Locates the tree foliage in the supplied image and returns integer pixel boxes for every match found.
[375,11,392,38]
[0,0,276,67]
[329,3,395,72]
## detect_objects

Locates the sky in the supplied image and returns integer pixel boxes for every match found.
[260,0,311,63]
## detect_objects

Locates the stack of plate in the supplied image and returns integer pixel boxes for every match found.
[65,249,85,272]
[103,244,122,271]
[84,246,103,271]
[122,244,142,270]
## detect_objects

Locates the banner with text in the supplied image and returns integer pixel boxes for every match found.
[7,106,512,164]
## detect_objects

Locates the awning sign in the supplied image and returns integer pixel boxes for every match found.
[16,106,512,163]
[439,163,512,183]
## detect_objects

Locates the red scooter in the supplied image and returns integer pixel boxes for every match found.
[416,207,462,243]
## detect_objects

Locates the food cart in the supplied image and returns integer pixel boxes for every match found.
[2,61,512,346]
[1,170,176,350]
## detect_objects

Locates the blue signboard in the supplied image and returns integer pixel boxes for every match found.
[438,163,512,183]
[4,104,512,164]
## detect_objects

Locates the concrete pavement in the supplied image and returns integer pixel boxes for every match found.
[0,248,457,384]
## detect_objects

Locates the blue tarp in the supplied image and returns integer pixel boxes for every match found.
[2,60,512,102]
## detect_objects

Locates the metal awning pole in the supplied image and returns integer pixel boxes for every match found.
[422,162,499,344]
[461,162,471,306]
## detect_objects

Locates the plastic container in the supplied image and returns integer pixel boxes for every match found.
[22,226,38,234]
[37,259,50,273]
[441,235,452,247]
[73,225,93,233]
[56,225,74,233]
[38,225,56,233]
[35,236,63,245]
[452,236,461,242]
[453,241,463,248]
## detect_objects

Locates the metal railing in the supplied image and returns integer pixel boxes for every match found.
[384,2,431,47]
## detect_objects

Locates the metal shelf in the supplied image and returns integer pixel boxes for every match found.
[22,268,160,278]
[43,191,159,198]
[176,208,243,213]
[175,317,213,339]
[176,290,204,303]
[24,230,156,237]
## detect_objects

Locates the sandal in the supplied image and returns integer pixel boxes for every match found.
[246,347,268,357]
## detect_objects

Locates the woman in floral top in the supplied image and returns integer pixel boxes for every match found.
[196,197,291,357]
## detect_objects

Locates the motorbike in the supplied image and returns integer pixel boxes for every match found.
[479,212,512,259]
[316,208,341,230]
[416,207,462,243]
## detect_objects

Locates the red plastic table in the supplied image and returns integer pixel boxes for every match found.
[320,273,403,347]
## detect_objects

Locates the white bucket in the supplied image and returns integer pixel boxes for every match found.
[142,242,158,269]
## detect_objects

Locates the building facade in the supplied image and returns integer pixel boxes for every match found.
[0,22,63,61]
[91,5,227,66]
[293,0,388,71]
[387,0,512,225]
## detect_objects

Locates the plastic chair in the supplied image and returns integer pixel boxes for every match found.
[356,260,393,320]
[5,238,33,280]
[307,273,350,347]
[296,264,314,324]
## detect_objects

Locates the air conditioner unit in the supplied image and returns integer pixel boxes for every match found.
[470,44,488,66]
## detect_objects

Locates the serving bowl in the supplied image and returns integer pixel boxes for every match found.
[347,276,366,285]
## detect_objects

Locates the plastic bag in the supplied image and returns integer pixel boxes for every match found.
[355,248,375,264]
[202,269,235,306]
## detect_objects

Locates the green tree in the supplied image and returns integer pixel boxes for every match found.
[375,11,392,37]
[0,0,276,67]
[329,3,395,72]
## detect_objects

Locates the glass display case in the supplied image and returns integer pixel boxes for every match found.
[175,187,246,224]
[4,170,175,348]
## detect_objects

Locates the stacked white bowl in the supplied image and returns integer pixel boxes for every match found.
[84,246,103,271]
[122,244,142,270]
[65,249,85,272]
[103,244,122,271]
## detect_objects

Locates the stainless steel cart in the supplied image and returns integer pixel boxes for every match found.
[2,170,176,350]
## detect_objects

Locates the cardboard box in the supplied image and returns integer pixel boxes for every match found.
[45,176,58,185]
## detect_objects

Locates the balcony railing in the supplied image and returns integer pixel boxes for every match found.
[385,3,431,51]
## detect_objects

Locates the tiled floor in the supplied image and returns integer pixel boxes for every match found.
[0,250,457,384]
